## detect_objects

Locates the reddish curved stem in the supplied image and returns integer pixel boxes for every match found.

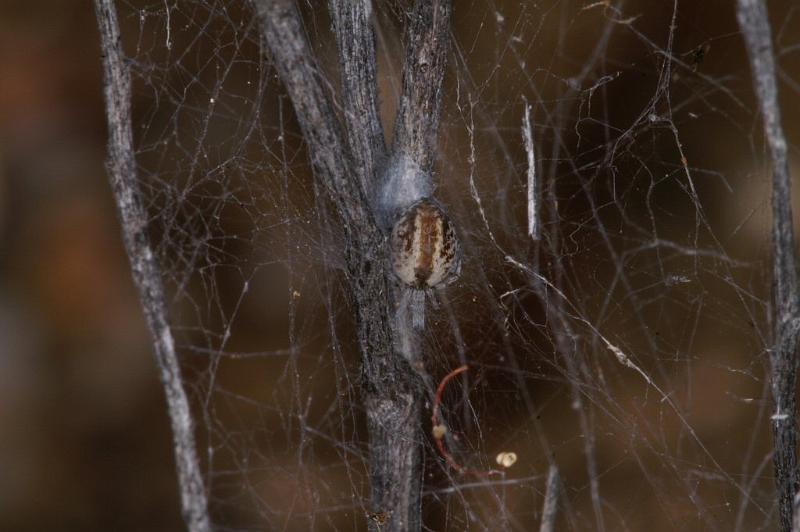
[431,365,501,477]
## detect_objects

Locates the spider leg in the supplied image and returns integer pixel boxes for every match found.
[427,287,441,310]
[411,289,426,330]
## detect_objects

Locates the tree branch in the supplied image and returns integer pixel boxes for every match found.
[378,0,452,226]
[392,0,452,175]
[94,1,211,531]
[253,2,428,530]
[252,0,371,235]
[736,1,799,530]
[329,0,387,196]
[539,464,560,532]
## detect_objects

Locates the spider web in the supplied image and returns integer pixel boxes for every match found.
[118,0,800,530]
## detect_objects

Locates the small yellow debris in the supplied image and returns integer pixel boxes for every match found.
[368,511,390,525]
[432,424,447,440]
[292,290,301,299]
[495,451,517,468]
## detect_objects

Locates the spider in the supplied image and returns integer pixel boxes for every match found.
[389,198,461,290]
[388,198,461,330]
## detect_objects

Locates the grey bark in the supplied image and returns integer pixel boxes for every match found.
[94,1,211,531]
[794,491,800,532]
[539,465,560,532]
[379,0,454,354]
[329,0,386,198]
[378,0,452,227]
[392,0,451,177]
[253,1,452,530]
[736,1,799,530]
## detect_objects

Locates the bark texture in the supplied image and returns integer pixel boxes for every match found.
[94,1,211,530]
[253,1,451,529]
[737,1,799,530]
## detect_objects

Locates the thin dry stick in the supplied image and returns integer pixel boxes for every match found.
[794,492,800,532]
[522,99,539,240]
[94,1,211,531]
[539,465,559,532]
[736,1,800,530]
[792,492,800,532]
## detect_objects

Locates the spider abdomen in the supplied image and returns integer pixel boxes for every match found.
[390,199,461,289]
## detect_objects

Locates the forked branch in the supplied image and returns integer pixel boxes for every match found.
[253,1,452,530]
[252,0,372,235]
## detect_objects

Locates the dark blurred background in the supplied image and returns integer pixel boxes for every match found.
[1,1,799,531]
[0,1,185,530]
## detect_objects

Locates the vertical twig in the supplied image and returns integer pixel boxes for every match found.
[522,99,539,241]
[736,1,800,530]
[385,0,453,360]
[794,492,800,532]
[94,1,211,531]
[392,0,452,174]
[539,464,560,532]
[329,0,386,196]
[379,0,453,225]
